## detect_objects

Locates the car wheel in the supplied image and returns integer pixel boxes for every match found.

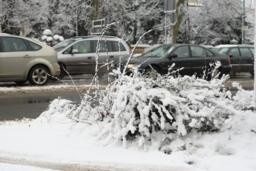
[28,65,49,85]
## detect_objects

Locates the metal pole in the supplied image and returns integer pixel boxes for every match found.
[242,0,246,44]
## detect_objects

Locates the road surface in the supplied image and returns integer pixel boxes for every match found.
[0,73,254,121]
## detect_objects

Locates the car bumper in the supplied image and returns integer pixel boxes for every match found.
[52,63,61,76]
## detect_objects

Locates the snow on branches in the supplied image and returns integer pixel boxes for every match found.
[39,69,256,151]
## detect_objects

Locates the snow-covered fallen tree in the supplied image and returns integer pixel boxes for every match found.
[38,69,255,152]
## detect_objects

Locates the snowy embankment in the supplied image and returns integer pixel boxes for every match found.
[0,73,255,171]
[0,163,59,171]
[0,84,106,98]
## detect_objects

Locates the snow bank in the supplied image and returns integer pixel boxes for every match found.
[0,163,58,171]
[0,74,255,171]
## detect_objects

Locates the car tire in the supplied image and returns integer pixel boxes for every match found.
[28,65,49,85]
[58,63,66,80]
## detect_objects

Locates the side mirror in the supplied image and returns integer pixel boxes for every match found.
[168,53,178,60]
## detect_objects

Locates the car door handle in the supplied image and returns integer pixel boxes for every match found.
[23,55,31,58]
[109,56,114,58]
[88,57,92,60]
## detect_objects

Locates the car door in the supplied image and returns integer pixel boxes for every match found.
[107,40,129,69]
[0,37,33,80]
[60,40,96,75]
[189,45,207,75]
[92,40,112,75]
[170,45,191,75]
[239,47,254,72]
[227,47,240,73]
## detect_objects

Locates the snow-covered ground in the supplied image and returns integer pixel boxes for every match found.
[0,163,59,171]
[0,96,255,171]
[0,74,255,171]
[0,105,255,171]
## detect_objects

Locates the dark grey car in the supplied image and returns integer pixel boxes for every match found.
[217,44,254,76]
[127,44,231,78]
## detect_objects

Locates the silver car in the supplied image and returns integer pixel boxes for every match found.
[0,33,60,85]
[54,36,130,77]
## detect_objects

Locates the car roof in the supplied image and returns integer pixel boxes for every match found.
[0,33,47,47]
[0,33,13,37]
[69,35,122,41]
[215,44,254,48]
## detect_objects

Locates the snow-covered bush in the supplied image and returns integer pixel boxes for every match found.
[97,73,236,147]
[40,69,254,150]
[41,29,64,46]
[45,74,234,145]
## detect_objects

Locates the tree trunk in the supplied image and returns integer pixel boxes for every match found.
[172,0,187,43]
[254,5,256,107]
[91,0,99,20]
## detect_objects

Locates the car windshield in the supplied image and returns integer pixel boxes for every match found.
[140,44,172,58]
[218,47,230,54]
[54,39,77,52]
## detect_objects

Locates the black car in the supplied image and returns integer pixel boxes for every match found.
[127,44,231,78]
[216,45,254,76]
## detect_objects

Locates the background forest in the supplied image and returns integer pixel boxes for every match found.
[0,0,254,44]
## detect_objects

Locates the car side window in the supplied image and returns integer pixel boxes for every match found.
[91,40,108,53]
[1,37,28,52]
[249,47,254,55]
[229,48,240,58]
[240,47,253,58]
[190,46,206,57]
[110,41,126,52]
[172,46,189,58]
[64,40,92,54]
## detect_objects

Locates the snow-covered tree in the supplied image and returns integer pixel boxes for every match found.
[100,0,164,44]
[188,0,243,44]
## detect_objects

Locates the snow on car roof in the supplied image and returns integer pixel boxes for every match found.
[216,44,253,48]
[0,33,12,36]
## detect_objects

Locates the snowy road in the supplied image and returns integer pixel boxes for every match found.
[0,73,253,121]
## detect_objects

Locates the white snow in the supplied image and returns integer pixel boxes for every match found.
[0,163,59,171]
[0,95,255,171]
[0,74,255,171]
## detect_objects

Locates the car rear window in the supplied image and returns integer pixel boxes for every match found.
[26,40,42,51]
[1,37,28,52]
